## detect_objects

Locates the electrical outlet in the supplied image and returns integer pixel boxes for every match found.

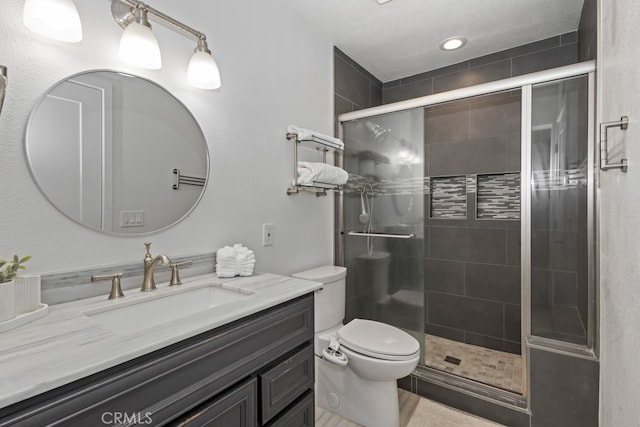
[263,223,274,246]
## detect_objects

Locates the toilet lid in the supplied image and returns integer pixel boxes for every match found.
[337,319,420,361]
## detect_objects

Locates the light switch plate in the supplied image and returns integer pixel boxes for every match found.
[263,223,274,246]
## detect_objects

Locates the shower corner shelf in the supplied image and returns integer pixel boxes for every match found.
[285,132,344,197]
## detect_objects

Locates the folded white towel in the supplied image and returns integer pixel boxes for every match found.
[217,262,255,269]
[288,125,344,150]
[216,268,255,278]
[216,260,255,266]
[216,243,255,278]
[297,162,348,186]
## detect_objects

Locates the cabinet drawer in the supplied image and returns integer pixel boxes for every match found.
[171,378,257,427]
[259,344,314,424]
[267,390,314,427]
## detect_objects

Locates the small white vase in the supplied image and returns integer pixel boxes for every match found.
[0,280,16,322]
[15,275,41,315]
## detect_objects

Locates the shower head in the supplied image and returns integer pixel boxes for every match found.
[365,121,390,142]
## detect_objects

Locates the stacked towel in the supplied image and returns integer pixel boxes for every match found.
[216,244,255,278]
[297,161,349,186]
[287,125,344,150]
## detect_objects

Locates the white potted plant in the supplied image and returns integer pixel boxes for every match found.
[0,255,31,322]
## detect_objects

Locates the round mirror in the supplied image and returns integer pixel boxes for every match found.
[26,70,209,235]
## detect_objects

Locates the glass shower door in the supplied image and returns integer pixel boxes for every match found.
[530,75,592,346]
[342,108,425,355]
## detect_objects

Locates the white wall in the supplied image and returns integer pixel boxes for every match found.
[598,0,640,425]
[0,0,334,275]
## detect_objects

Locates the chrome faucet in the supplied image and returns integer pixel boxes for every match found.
[141,242,171,292]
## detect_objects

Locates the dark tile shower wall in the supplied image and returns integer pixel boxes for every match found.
[333,47,384,266]
[333,47,383,137]
[578,0,597,61]
[424,92,522,354]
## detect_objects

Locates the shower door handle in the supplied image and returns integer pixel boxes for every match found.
[599,116,629,172]
[347,231,415,239]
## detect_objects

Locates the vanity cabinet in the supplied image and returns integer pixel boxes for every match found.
[0,294,314,427]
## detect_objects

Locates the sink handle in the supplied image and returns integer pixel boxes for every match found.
[169,260,192,286]
[92,273,124,300]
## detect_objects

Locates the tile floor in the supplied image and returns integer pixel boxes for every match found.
[424,335,523,394]
[315,389,504,426]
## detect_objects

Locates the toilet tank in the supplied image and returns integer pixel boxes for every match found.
[292,265,346,333]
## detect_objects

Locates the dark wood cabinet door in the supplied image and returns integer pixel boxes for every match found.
[268,391,314,427]
[171,379,257,427]
[259,345,314,424]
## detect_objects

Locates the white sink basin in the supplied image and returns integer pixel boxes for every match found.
[85,284,253,334]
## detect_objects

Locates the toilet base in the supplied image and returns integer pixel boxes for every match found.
[315,356,400,427]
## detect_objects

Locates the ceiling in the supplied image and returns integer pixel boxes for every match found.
[275,0,585,82]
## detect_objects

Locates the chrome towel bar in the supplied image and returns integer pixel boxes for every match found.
[172,168,206,189]
[599,116,629,172]
[347,231,415,239]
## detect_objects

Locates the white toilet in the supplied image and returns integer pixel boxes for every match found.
[292,265,420,427]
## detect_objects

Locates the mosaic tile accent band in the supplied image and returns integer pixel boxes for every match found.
[346,172,523,221]
[477,173,521,220]
[430,176,467,219]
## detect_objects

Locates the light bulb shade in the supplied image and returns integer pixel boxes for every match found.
[23,0,83,43]
[188,51,221,90]
[119,22,162,69]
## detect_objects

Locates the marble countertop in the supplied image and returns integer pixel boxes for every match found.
[0,272,322,409]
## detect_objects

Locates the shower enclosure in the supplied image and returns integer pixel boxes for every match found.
[337,62,595,402]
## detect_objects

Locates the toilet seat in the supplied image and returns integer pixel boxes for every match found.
[337,319,420,361]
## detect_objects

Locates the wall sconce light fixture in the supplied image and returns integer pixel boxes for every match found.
[22,0,221,90]
[23,0,83,43]
[112,0,221,89]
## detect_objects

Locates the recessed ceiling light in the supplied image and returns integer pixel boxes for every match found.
[440,36,467,51]
[376,0,394,4]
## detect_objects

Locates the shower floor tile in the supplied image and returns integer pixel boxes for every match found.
[425,334,524,394]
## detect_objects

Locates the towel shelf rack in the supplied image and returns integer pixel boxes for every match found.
[286,132,344,197]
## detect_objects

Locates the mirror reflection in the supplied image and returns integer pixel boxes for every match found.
[26,70,209,235]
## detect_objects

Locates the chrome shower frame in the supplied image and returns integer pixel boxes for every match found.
[0,65,7,116]
[337,61,598,410]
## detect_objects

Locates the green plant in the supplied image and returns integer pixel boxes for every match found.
[0,255,31,284]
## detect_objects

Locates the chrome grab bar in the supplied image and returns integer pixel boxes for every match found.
[599,116,629,172]
[347,231,415,239]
